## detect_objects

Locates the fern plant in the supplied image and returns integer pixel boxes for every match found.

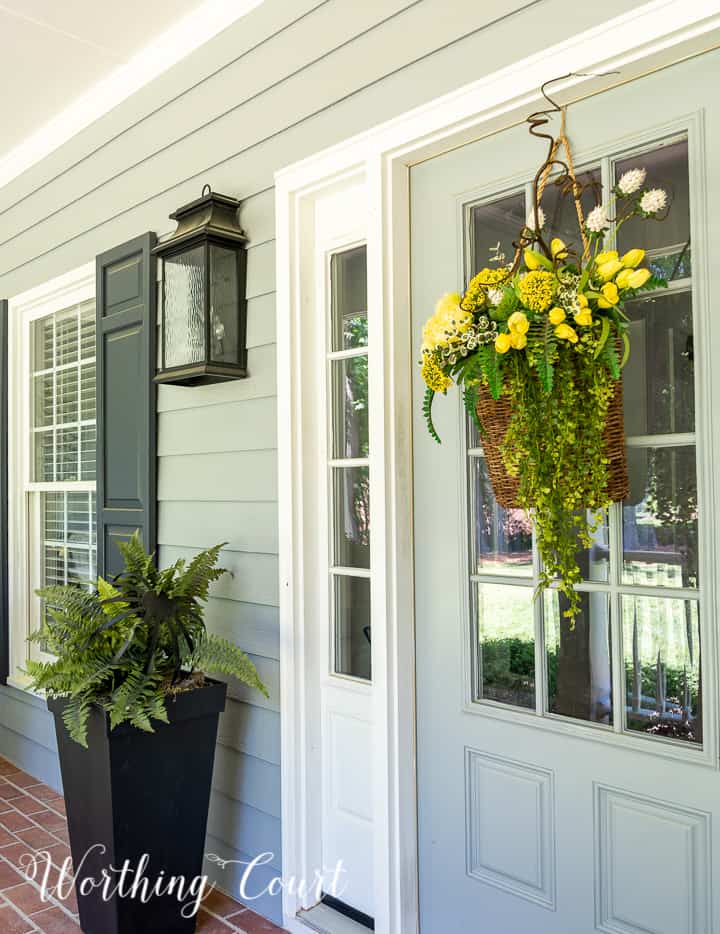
[27,533,268,746]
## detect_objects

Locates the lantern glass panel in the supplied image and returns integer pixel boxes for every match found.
[163,245,206,368]
[209,244,240,365]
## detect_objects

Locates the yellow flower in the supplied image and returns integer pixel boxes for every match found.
[627,268,652,289]
[548,307,566,325]
[421,293,472,351]
[462,267,510,311]
[510,332,527,350]
[597,259,624,281]
[621,248,645,268]
[508,311,529,334]
[574,310,593,327]
[554,323,579,343]
[421,355,452,392]
[615,268,634,290]
[596,250,619,265]
[597,282,620,308]
[518,270,555,313]
[577,293,589,309]
[495,333,512,354]
[524,248,543,270]
[551,238,568,259]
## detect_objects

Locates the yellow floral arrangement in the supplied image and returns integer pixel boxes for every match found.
[420,165,668,619]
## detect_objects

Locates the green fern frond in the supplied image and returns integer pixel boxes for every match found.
[193,634,269,698]
[423,387,441,444]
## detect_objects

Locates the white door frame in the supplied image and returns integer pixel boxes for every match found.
[275,4,720,932]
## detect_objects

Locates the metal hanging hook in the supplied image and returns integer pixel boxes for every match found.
[202,183,212,197]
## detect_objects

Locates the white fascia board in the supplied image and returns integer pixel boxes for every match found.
[0,0,265,191]
[275,0,720,195]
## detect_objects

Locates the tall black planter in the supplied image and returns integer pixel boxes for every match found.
[48,680,227,934]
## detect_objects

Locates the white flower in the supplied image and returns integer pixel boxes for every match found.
[617,167,646,195]
[585,204,608,233]
[487,288,504,306]
[526,206,545,230]
[639,188,667,215]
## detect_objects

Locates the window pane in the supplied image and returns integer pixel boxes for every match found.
[163,246,206,367]
[470,191,525,271]
[468,456,532,576]
[622,595,701,744]
[475,583,535,709]
[333,575,371,681]
[545,590,612,725]
[331,247,367,352]
[333,466,370,569]
[615,139,690,281]
[623,291,694,437]
[30,303,96,484]
[209,245,240,365]
[331,356,369,459]
[623,446,697,588]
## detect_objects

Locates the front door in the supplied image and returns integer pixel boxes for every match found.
[411,51,720,934]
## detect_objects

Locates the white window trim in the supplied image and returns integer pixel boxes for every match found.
[7,262,95,689]
[276,4,720,933]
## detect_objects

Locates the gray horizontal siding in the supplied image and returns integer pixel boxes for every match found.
[0,0,652,925]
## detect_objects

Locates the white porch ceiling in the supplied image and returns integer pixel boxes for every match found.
[0,0,263,188]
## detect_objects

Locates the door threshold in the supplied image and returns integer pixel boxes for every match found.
[298,902,372,934]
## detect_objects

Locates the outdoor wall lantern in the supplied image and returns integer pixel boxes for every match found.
[153,185,248,385]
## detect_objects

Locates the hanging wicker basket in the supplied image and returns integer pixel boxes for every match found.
[476,377,629,510]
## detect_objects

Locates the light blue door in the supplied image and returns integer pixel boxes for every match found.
[411,50,720,934]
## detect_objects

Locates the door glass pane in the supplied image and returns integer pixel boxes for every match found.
[475,583,535,709]
[333,466,370,569]
[615,139,690,281]
[622,595,701,744]
[623,446,697,588]
[469,191,525,270]
[623,291,694,437]
[331,247,367,351]
[334,575,371,680]
[468,456,532,577]
[545,591,612,725]
[538,166,601,257]
[331,356,369,459]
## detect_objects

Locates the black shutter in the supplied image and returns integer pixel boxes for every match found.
[0,299,8,683]
[96,234,157,577]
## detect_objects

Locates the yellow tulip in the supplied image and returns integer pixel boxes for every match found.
[595,250,619,265]
[597,282,620,309]
[574,310,593,327]
[548,307,566,325]
[524,248,542,270]
[621,248,645,268]
[627,268,652,289]
[615,269,634,290]
[508,311,530,335]
[554,323,579,344]
[597,259,624,281]
[510,332,527,350]
[551,238,568,259]
[495,333,512,354]
[577,293,589,309]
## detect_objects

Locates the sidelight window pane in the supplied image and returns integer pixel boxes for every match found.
[623,292,694,437]
[623,446,698,589]
[333,575,371,681]
[331,356,369,459]
[475,583,535,709]
[545,591,612,725]
[333,467,370,569]
[622,595,701,744]
[330,247,367,352]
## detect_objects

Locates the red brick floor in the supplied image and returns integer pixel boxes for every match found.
[0,757,286,933]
